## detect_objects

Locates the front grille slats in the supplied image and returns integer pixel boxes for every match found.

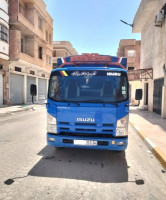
[58,121,115,135]
[59,132,114,138]
[59,122,70,125]
[60,127,70,130]
[103,123,113,127]
[102,129,113,132]
[75,128,96,132]
[75,123,96,126]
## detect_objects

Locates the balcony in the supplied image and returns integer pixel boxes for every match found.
[20,52,34,65]
[18,13,35,35]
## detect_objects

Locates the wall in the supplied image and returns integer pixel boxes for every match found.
[9,30,21,60]
[9,0,19,22]
[133,0,166,117]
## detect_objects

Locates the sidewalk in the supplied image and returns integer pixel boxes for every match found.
[129,106,166,169]
[0,104,45,117]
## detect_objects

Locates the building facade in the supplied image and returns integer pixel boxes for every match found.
[133,0,166,118]
[117,39,141,104]
[0,0,9,105]
[52,41,78,68]
[8,0,53,104]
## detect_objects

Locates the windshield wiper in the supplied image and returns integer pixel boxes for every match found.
[80,99,118,107]
[55,99,79,105]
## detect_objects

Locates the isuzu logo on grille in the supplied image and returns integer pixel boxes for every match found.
[77,118,95,122]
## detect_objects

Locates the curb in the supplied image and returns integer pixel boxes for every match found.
[130,121,166,169]
[0,107,33,117]
[0,105,45,117]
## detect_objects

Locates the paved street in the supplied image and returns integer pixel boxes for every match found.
[0,108,166,200]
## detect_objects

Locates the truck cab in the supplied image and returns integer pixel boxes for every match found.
[46,53,129,151]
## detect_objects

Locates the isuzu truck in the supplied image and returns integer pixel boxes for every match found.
[46,53,129,151]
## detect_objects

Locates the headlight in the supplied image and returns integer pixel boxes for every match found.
[116,115,129,137]
[47,113,57,134]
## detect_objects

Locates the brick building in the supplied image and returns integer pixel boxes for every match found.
[0,0,9,105]
[117,39,141,104]
[8,0,53,104]
[52,41,78,68]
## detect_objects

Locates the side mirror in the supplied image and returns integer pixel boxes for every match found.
[135,89,142,100]
[30,84,37,96]
[30,84,37,104]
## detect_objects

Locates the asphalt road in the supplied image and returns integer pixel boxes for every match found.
[0,108,166,200]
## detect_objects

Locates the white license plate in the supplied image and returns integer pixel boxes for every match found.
[74,140,97,146]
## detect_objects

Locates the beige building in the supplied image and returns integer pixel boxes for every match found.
[53,41,78,68]
[0,0,9,105]
[133,0,166,118]
[117,39,141,105]
[8,0,53,104]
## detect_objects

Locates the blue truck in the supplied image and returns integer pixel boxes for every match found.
[46,53,129,151]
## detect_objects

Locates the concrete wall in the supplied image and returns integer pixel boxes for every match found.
[0,59,9,104]
[9,30,21,60]
[133,0,166,117]
[0,0,9,104]
[9,0,19,22]
[129,80,142,105]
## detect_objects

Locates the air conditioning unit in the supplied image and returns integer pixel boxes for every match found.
[155,10,165,26]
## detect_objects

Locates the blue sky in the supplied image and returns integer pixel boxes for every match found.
[44,0,141,56]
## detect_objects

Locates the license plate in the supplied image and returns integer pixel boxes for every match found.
[74,140,97,146]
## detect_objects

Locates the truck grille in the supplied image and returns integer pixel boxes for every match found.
[59,132,114,138]
[58,121,115,135]
[75,123,96,126]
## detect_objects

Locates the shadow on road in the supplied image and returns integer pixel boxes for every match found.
[28,145,128,183]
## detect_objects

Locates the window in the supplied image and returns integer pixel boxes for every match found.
[128,50,135,57]
[38,47,43,59]
[53,50,56,57]
[46,55,49,64]
[0,24,8,43]
[46,31,48,42]
[49,57,51,65]
[30,70,35,75]
[128,66,134,71]
[49,34,51,45]
[53,63,57,69]
[0,64,3,70]
[15,67,21,72]
[38,16,43,30]
[46,55,51,65]
[42,74,45,78]
[21,38,24,52]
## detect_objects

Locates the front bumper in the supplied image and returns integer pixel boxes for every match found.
[47,133,128,151]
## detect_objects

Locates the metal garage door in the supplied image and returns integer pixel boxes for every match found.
[153,78,164,115]
[0,75,3,105]
[10,74,24,105]
[38,78,47,102]
[27,76,36,103]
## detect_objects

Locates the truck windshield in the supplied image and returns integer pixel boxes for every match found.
[48,70,128,103]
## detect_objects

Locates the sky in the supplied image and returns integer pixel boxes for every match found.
[44,0,141,56]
